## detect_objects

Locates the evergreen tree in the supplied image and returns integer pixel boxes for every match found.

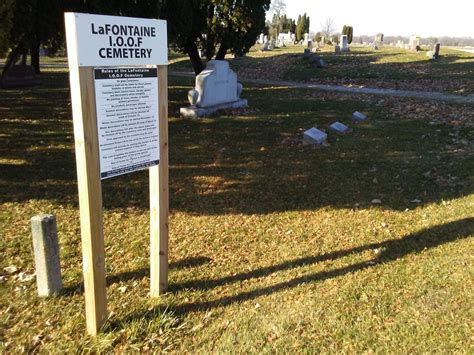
[290,19,296,34]
[295,14,303,41]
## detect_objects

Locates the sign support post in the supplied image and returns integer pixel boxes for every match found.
[65,12,168,335]
[150,66,169,296]
[69,65,107,335]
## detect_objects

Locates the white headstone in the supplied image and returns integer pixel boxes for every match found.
[180,60,248,118]
[409,35,421,51]
[303,128,327,145]
[329,121,351,134]
[194,60,238,107]
[352,111,368,121]
[340,35,349,52]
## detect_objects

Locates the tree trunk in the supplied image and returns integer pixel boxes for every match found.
[30,43,41,74]
[1,44,23,77]
[185,42,205,75]
[21,49,27,65]
[215,44,228,60]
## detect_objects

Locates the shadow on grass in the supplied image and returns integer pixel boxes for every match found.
[0,71,472,214]
[63,256,212,295]
[119,217,473,321]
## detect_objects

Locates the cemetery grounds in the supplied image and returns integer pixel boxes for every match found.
[0,46,473,352]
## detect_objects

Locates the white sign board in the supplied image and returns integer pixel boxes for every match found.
[94,67,159,179]
[65,12,167,66]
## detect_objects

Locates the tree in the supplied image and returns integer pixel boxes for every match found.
[295,14,303,41]
[304,13,310,34]
[321,17,335,40]
[347,26,353,44]
[204,0,270,60]
[78,0,271,75]
[0,0,14,57]
[342,25,353,44]
[269,0,286,38]
[1,0,64,74]
[290,19,296,34]
[270,0,286,17]
[314,32,322,43]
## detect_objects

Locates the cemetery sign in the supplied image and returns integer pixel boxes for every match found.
[65,12,169,336]
[66,13,167,66]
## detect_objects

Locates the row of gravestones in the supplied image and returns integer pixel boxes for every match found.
[260,33,312,52]
[303,111,368,145]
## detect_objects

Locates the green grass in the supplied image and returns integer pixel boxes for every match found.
[0,68,473,352]
[170,45,474,94]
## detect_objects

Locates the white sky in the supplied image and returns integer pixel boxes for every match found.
[269,0,474,38]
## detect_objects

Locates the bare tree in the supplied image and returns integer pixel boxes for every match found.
[270,0,286,16]
[321,17,335,40]
[269,0,286,38]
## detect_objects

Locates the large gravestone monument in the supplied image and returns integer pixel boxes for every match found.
[180,60,247,118]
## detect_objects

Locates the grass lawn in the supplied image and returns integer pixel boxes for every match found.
[0,67,473,352]
[171,45,474,95]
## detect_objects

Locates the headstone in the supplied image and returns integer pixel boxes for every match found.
[310,55,325,68]
[1,65,42,89]
[180,60,248,118]
[409,35,421,51]
[261,41,270,51]
[269,39,276,50]
[31,214,63,297]
[303,128,327,145]
[257,33,264,44]
[278,32,292,47]
[303,48,312,59]
[307,40,313,50]
[352,111,368,121]
[335,45,341,55]
[372,33,383,49]
[329,121,351,134]
[340,35,350,52]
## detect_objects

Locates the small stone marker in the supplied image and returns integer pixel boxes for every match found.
[335,45,341,55]
[31,214,63,297]
[310,55,325,68]
[329,121,351,134]
[352,111,368,121]
[303,48,311,59]
[303,128,327,145]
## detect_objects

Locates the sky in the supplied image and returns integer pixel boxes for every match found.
[268,0,474,38]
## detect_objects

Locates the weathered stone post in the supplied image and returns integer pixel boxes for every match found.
[31,214,63,296]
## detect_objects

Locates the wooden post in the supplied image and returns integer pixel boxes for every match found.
[69,64,107,335]
[150,65,169,296]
